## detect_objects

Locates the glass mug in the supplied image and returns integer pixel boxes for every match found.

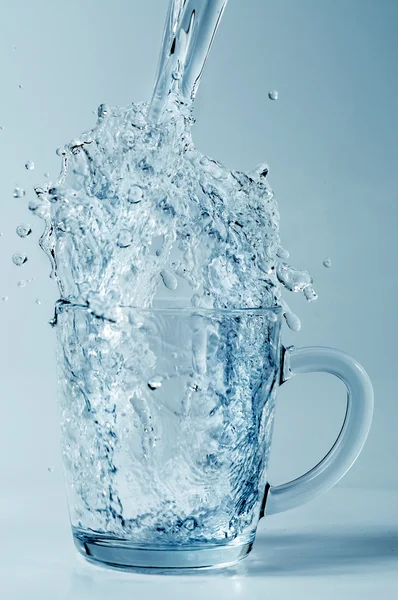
[56,303,373,571]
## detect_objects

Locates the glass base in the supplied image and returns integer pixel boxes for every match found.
[73,530,253,572]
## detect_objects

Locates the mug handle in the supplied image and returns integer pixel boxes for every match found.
[264,346,374,516]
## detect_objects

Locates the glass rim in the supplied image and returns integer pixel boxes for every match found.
[55,300,283,317]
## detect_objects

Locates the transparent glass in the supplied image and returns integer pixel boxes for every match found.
[56,304,373,571]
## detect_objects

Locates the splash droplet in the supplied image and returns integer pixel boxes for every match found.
[323,258,332,268]
[160,269,178,291]
[268,90,279,101]
[36,299,41,305]
[276,262,312,292]
[47,465,54,473]
[0,231,3,236]
[17,279,27,288]
[0,125,4,131]
[117,229,132,248]
[276,245,290,259]
[1,296,8,303]
[44,172,50,178]
[25,160,35,171]
[13,187,25,198]
[127,185,143,204]
[284,310,301,331]
[148,377,162,391]
[98,103,110,118]
[304,285,318,302]
[12,253,28,266]
[18,84,23,89]
[16,224,32,238]
[268,311,279,323]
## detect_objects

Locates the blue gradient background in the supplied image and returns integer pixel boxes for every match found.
[0,0,397,497]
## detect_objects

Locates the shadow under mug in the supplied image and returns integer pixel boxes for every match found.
[55,304,373,571]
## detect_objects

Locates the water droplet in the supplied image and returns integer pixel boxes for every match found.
[1,296,8,303]
[12,253,28,266]
[268,90,279,101]
[276,245,290,259]
[0,125,4,131]
[323,257,332,268]
[35,299,41,305]
[18,84,23,89]
[148,377,162,391]
[13,187,25,198]
[56,147,67,157]
[44,172,50,178]
[17,279,27,288]
[304,285,318,302]
[117,229,132,248]
[98,103,110,118]
[16,224,32,238]
[172,70,182,81]
[284,310,301,331]
[268,311,279,323]
[276,262,312,292]
[160,269,178,291]
[47,465,54,473]
[25,160,35,170]
[0,231,3,236]
[127,185,143,204]
[251,162,269,178]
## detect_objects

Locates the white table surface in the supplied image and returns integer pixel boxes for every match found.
[1,480,397,600]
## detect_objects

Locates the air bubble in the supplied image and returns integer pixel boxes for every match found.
[12,253,28,266]
[16,224,32,238]
[25,160,35,171]
[268,90,279,100]
[183,517,197,531]
[160,269,178,291]
[172,70,182,81]
[127,185,143,204]
[117,229,132,248]
[323,258,332,268]
[148,377,162,391]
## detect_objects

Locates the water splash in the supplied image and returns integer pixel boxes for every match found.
[32,100,314,323]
